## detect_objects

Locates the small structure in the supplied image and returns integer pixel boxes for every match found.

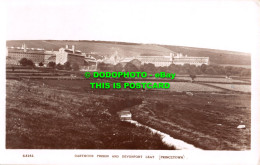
[186,92,194,96]
[237,125,246,129]
[117,110,132,121]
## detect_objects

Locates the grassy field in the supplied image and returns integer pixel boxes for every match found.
[175,77,248,83]
[167,82,223,92]
[6,78,251,150]
[125,81,223,92]
[6,80,173,149]
[130,92,251,150]
[205,83,251,93]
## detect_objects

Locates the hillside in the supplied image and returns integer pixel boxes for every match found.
[6,40,172,57]
[6,40,251,66]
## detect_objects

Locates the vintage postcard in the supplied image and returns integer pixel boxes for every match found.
[0,0,259,164]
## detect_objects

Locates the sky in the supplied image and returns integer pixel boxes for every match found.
[5,0,260,53]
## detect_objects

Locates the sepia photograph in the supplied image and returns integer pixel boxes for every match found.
[5,40,251,150]
[0,0,260,164]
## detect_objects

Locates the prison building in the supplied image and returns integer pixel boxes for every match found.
[135,56,173,67]
[173,56,209,66]
[6,44,47,65]
[44,50,56,66]
[55,45,85,66]
[115,52,209,67]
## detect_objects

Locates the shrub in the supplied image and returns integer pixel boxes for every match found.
[39,62,44,67]
[72,63,79,71]
[47,62,56,68]
[56,63,64,70]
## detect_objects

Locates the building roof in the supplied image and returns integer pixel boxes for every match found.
[87,54,104,60]
[8,49,45,55]
[118,57,134,63]
[47,56,56,60]
[65,49,81,54]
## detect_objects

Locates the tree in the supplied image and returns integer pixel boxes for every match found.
[19,58,28,66]
[47,62,56,68]
[72,63,80,71]
[231,67,243,75]
[224,66,232,78]
[97,62,107,71]
[201,64,207,73]
[189,65,197,73]
[114,63,123,72]
[189,74,196,82]
[188,67,197,82]
[213,65,225,75]
[143,63,156,73]
[195,66,202,75]
[130,59,142,69]
[167,64,176,72]
[240,69,251,77]
[205,67,217,75]
[19,58,35,67]
[225,66,232,73]
[56,63,64,70]
[124,62,139,72]
[183,63,191,74]
[226,71,231,78]
[39,62,44,67]
[26,60,35,67]
[64,61,71,70]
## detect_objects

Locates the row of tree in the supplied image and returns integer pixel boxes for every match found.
[18,57,250,77]
[54,62,79,71]
[19,58,80,71]
[97,62,251,77]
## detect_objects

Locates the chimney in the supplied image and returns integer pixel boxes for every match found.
[72,45,75,53]
[23,44,27,52]
[170,53,173,61]
[65,45,69,49]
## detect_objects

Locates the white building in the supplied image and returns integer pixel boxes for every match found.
[55,45,85,66]
[107,52,209,67]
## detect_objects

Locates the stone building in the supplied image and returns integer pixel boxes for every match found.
[113,52,209,67]
[170,52,209,66]
[55,45,85,66]
[44,51,56,65]
[135,55,173,67]
[6,44,47,65]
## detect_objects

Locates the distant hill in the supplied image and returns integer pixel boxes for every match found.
[6,40,251,66]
